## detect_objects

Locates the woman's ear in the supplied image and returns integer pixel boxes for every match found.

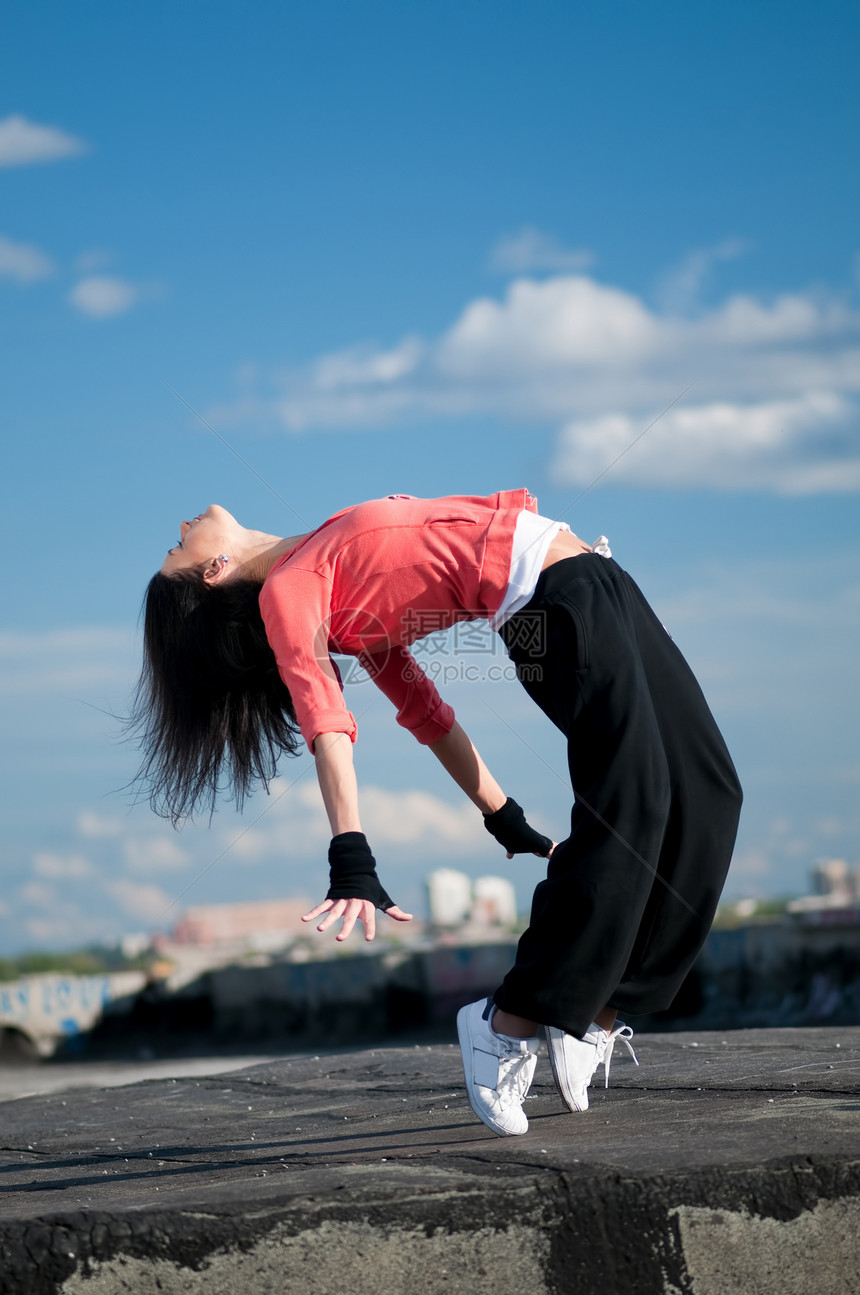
[202,556,229,584]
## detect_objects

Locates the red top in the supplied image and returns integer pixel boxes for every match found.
[259,489,536,750]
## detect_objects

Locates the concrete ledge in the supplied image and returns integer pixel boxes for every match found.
[1,1028,859,1293]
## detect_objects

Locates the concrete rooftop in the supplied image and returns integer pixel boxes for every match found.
[0,1027,859,1293]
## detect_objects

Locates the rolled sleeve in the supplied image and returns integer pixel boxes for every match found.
[259,569,358,753]
[361,646,455,745]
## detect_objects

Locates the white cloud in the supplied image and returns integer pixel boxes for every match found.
[224,778,328,862]
[314,337,423,388]
[69,276,139,318]
[438,275,656,375]
[33,852,95,880]
[0,114,87,168]
[552,391,859,494]
[19,880,58,909]
[693,291,847,347]
[213,261,860,493]
[226,777,489,864]
[489,227,595,275]
[106,879,173,923]
[122,836,191,873]
[0,232,55,282]
[77,811,125,839]
[25,912,117,946]
[359,787,484,846]
[268,339,424,433]
[658,237,747,312]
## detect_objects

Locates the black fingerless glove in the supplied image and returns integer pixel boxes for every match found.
[483,798,553,857]
[326,832,395,910]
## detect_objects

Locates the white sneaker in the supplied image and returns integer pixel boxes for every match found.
[545,1021,638,1112]
[457,998,540,1136]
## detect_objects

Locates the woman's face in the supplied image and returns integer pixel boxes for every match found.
[160,504,242,575]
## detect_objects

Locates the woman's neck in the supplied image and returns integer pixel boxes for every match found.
[241,530,313,581]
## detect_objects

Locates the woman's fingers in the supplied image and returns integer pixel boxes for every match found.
[533,840,558,858]
[305,897,378,941]
[303,898,411,939]
[316,899,347,931]
[505,840,557,860]
[302,899,335,922]
[334,899,376,943]
[335,898,373,942]
[384,905,414,922]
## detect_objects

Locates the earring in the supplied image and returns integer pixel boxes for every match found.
[218,555,229,563]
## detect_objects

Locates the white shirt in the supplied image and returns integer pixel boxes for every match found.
[490,511,612,630]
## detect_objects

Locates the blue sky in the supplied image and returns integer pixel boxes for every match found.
[1,0,858,953]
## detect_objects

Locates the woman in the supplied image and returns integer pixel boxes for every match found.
[134,490,742,1137]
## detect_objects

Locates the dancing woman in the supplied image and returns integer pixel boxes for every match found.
[134,490,742,1135]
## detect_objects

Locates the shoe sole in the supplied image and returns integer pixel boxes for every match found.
[545,1025,589,1113]
[457,1006,527,1137]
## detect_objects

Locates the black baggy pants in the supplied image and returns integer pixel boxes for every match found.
[493,554,742,1039]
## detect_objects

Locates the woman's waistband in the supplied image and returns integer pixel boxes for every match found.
[527,551,621,606]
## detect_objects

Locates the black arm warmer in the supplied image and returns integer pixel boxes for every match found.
[326,832,395,910]
[483,797,553,857]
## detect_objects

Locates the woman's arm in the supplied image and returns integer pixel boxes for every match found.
[302,731,413,941]
[312,730,363,834]
[427,720,508,814]
[429,721,555,858]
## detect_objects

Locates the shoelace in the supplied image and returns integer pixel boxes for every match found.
[495,1038,537,1108]
[596,1024,639,1089]
[514,1045,537,1102]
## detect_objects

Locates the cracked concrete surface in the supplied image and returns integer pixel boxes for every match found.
[0,1029,858,1293]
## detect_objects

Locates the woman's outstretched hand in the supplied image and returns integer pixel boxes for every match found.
[302,897,414,943]
[506,841,558,860]
[483,798,554,858]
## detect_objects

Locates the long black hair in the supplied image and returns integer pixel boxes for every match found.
[129,568,301,825]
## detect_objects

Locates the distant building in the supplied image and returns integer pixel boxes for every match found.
[472,876,517,927]
[426,869,518,929]
[426,869,473,926]
[811,859,860,903]
[787,858,860,921]
[148,896,315,991]
[171,898,311,947]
